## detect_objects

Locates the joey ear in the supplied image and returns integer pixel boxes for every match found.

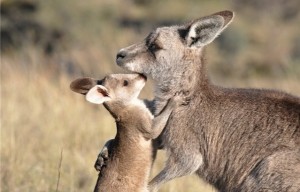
[186,10,234,47]
[86,85,111,104]
[70,77,98,95]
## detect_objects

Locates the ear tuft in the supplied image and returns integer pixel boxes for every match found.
[186,10,234,48]
[86,85,111,104]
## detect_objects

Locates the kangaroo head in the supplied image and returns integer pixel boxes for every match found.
[70,74,147,104]
[116,11,234,96]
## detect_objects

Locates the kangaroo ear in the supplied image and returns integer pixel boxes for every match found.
[70,77,98,95]
[186,10,234,48]
[86,85,111,104]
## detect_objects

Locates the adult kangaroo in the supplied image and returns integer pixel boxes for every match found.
[115,10,300,192]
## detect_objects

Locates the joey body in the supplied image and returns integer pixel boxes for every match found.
[70,74,178,192]
[94,100,153,192]
[116,11,300,192]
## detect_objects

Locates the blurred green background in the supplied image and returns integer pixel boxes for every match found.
[1,0,300,191]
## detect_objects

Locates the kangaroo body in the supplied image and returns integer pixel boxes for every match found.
[115,11,300,191]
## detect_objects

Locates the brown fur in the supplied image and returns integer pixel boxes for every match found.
[70,74,178,192]
[94,101,154,192]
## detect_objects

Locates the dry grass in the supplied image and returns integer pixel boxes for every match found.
[0,50,217,192]
[1,47,299,192]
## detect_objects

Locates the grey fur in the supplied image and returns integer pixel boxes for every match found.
[116,10,300,192]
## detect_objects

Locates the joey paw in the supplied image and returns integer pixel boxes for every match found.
[94,147,109,172]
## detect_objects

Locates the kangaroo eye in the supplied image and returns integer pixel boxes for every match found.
[149,43,160,52]
[123,80,129,86]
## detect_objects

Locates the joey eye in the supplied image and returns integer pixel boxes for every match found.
[123,80,129,86]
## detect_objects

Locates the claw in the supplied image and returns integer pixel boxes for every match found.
[169,92,187,107]
[94,139,113,172]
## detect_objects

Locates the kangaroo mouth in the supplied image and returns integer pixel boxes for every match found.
[134,73,147,82]
[139,73,147,81]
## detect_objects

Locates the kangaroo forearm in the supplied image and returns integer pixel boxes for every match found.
[151,99,174,139]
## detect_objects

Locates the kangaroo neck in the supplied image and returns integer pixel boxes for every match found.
[154,49,211,114]
[103,99,148,122]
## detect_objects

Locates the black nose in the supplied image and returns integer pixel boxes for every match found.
[116,51,127,61]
